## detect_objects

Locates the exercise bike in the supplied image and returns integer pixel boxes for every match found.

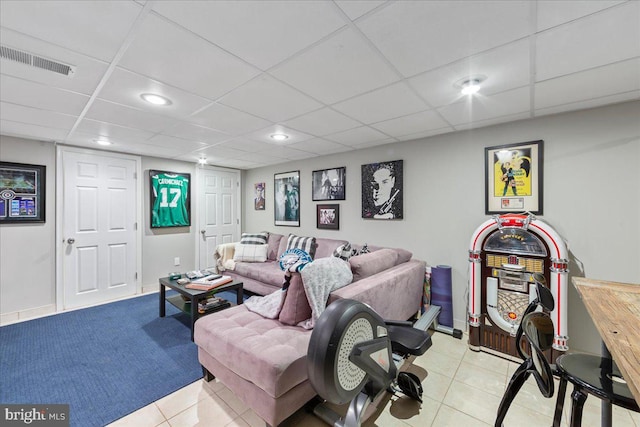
[307,299,432,427]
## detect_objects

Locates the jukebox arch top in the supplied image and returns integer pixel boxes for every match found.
[468,213,569,359]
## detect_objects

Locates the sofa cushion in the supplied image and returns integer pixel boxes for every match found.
[349,248,399,282]
[194,305,312,399]
[278,275,312,325]
[233,261,285,287]
[240,232,269,245]
[286,234,317,259]
[234,243,268,263]
[313,237,349,259]
[266,233,284,261]
[394,247,413,264]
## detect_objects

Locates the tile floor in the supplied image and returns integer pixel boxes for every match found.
[108,332,640,427]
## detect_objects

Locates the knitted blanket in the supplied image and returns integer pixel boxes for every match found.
[214,242,236,272]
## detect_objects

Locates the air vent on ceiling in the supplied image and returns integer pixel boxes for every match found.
[0,45,76,77]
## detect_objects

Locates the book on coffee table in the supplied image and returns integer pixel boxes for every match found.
[185,275,233,291]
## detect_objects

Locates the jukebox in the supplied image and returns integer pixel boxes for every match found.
[468,213,568,362]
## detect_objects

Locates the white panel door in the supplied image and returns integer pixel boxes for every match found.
[198,168,240,269]
[62,150,137,309]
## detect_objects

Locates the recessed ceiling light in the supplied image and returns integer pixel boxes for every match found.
[140,93,172,106]
[461,79,481,95]
[94,139,112,146]
[270,133,289,142]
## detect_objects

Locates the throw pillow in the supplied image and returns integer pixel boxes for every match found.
[286,234,317,259]
[349,248,398,282]
[233,243,268,262]
[240,232,269,245]
[333,243,353,261]
[279,248,313,272]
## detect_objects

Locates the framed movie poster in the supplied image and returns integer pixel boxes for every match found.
[485,140,543,215]
[274,170,300,227]
[362,160,403,220]
[317,204,339,230]
[312,167,346,201]
[254,182,266,210]
[149,170,191,228]
[0,162,46,224]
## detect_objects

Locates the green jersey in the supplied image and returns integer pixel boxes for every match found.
[151,173,189,227]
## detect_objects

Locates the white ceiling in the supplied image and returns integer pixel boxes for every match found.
[1,0,638,170]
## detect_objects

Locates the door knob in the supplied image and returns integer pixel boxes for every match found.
[67,238,75,244]
[200,230,206,235]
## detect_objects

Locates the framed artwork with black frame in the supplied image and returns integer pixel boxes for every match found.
[274,170,300,227]
[361,160,403,220]
[485,140,543,215]
[317,204,339,230]
[149,170,191,228]
[0,161,46,224]
[312,167,346,201]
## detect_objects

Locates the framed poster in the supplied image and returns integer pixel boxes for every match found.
[312,167,346,201]
[362,160,403,220]
[0,162,45,224]
[254,182,266,210]
[149,170,191,228]
[274,170,300,227]
[317,204,339,230]
[485,140,543,215]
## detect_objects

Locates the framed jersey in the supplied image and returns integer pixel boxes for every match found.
[149,170,191,228]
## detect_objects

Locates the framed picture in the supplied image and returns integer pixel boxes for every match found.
[485,140,543,215]
[274,170,300,227]
[312,167,346,201]
[149,170,191,228]
[0,162,46,224]
[317,204,339,230]
[254,182,265,210]
[361,160,403,220]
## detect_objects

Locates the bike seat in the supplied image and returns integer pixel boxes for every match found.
[387,324,432,356]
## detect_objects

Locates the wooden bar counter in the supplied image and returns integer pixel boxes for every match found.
[573,277,640,404]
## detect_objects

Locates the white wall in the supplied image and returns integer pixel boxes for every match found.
[242,101,640,355]
[0,136,56,320]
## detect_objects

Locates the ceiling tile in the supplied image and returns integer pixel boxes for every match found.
[535,91,640,118]
[118,13,260,100]
[219,74,322,122]
[0,102,77,130]
[145,134,209,152]
[160,122,229,145]
[0,75,90,116]
[152,1,346,70]
[187,103,271,136]
[194,144,256,160]
[75,119,155,143]
[214,138,269,153]
[1,119,69,141]
[84,99,180,133]
[535,59,640,110]
[351,138,396,150]
[270,28,399,104]
[254,145,315,160]
[537,1,626,31]
[437,87,531,126]
[97,68,211,119]
[536,1,640,81]
[0,28,109,95]
[282,108,361,136]
[334,1,386,21]
[245,125,314,145]
[357,1,531,77]
[288,138,352,155]
[370,110,452,138]
[409,39,531,108]
[453,111,532,131]
[332,82,427,124]
[203,158,257,169]
[0,0,141,61]
[325,126,394,147]
[119,142,189,158]
[396,127,455,142]
[66,130,150,153]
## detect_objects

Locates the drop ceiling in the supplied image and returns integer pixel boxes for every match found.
[1,0,638,170]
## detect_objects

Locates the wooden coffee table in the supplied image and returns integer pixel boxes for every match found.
[159,276,243,341]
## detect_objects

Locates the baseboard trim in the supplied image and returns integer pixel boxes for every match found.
[1,304,56,326]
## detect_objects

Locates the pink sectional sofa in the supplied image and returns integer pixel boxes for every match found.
[194,232,425,427]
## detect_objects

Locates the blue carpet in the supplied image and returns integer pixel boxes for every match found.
[0,291,237,427]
